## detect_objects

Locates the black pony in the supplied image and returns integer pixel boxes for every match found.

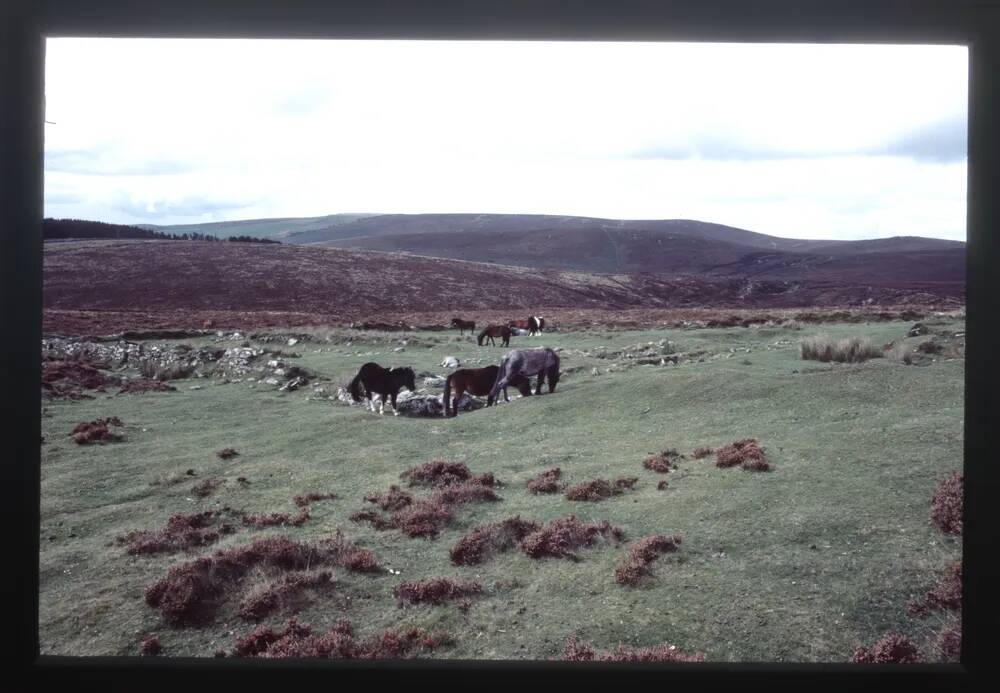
[348,362,416,415]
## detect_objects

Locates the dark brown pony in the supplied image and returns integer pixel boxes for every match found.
[477,324,512,347]
[450,317,476,334]
[443,366,531,416]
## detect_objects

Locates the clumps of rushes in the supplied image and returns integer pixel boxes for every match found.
[229,616,451,659]
[564,477,638,502]
[116,510,236,556]
[216,448,239,460]
[192,477,224,498]
[139,635,162,656]
[801,334,881,363]
[70,417,124,444]
[931,472,963,535]
[526,467,563,494]
[364,485,413,511]
[401,460,497,488]
[236,571,334,621]
[145,532,382,625]
[562,638,705,662]
[614,535,683,586]
[293,492,337,508]
[450,516,541,566]
[692,446,714,459]
[520,515,624,561]
[849,633,921,663]
[907,561,962,616]
[393,577,484,606]
[117,379,177,395]
[643,449,684,473]
[716,438,769,471]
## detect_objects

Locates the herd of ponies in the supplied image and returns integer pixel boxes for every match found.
[347,316,558,417]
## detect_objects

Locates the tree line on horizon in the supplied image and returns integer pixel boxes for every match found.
[43,218,280,244]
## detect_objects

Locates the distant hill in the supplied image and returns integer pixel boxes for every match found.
[142,213,964,282]
[136,213,379,240]
[44,218,279,244]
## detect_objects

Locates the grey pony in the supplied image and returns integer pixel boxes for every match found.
[488,347,561,399]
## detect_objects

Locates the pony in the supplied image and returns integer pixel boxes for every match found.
[442,366,532,417]
[477,324,512,347]
[488,347,561,400]
[450,317,476,335]
[508,316,545,336]
[347,362,416,415]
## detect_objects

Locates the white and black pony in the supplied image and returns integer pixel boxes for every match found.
[508,316,545,336]
[489,347,560,400]
[348,362,416,415]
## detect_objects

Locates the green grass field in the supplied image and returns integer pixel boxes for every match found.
[38,317,964,661]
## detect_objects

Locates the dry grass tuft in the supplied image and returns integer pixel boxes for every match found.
[801,334,882,363]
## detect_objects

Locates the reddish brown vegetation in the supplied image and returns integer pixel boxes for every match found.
[450,517,541,566]
[139,635,163,656]
[431,481,502,505]
[562,638,705,662]
[657,481,669,490]
[229,616,450,659]
[352,499,454,539]
[42,359,108,399]
[614,535,683,586]
[393,577,484,606]
[116,510,236,556]
[692,446,714,459]
[241,508,311,528]
[145,533,381,625]
[849,633,921,663]
[216,448,239,460]
[908,561,962,616]
[931,472,963,535]
[401,460,477,488]
[935,622,962,661]
[364,485,413,511]
[192,477,224,498]
[643,449,683,473]
[526,468,562,494]
[293,492,337,508]
[716,438,768,471]
[237,571,334,621]
[118,378,177,395]
[520,515,624,561]
[70,417,124,444]
[564,477,638,502]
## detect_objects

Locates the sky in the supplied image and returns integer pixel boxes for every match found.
[43,39,968,241]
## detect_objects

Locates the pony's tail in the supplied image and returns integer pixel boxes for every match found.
[348,372,364,402]
[443,373,453,416]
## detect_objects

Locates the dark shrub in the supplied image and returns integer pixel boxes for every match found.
[526,468,562,494]
[931,472,963,535]
[849,633,921,663]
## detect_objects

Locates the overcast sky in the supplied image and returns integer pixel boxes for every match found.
[43,39,968,241]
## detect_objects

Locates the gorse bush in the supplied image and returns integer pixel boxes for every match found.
[800,334,881,363]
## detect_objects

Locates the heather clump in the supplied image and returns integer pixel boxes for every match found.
[931,472,963,535]
[401,460,472,487]
[230,617,451,659]
[450,516,541,566]
[237,571,334,621]
[139,635,163,656]
[935,622,962,661]
[364,485,413,511]
[692,446,713,459]
[643,449,683,473]
[70,417,124,444]
[216,447,239,460]
[562,637,705,662]
[192,477,224,498]
[293,492,337,508]
[614,535,683,586]
[716,438,769,471]
[393,577,484,606]
[849,633,921,663]
[564,477,637,502]
[526,468,562,494]
[520,515,624,561]
[116,510,235,556]
[907,561,962,616]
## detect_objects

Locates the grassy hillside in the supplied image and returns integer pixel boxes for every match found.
[39,317,963,661]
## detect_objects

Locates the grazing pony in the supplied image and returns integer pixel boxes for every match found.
[442,366,532,417]
[347,362,416,415]
[508,316,545,336]
[450,317,476,335]
[477,324,512,347]
[489,347,561,400]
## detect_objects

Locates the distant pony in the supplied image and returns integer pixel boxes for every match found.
[489,347,561,400]
[450,317,476,335]
[348,362,416,415]
[477,324,512,347]
[509,316,545,336]
[442,366,532,417]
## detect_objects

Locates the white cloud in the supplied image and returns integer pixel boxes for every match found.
[43,39,967,240]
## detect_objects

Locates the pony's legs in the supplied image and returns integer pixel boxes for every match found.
[534,370,546,395]
[548,366,559,393]
[391,392,399,416]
